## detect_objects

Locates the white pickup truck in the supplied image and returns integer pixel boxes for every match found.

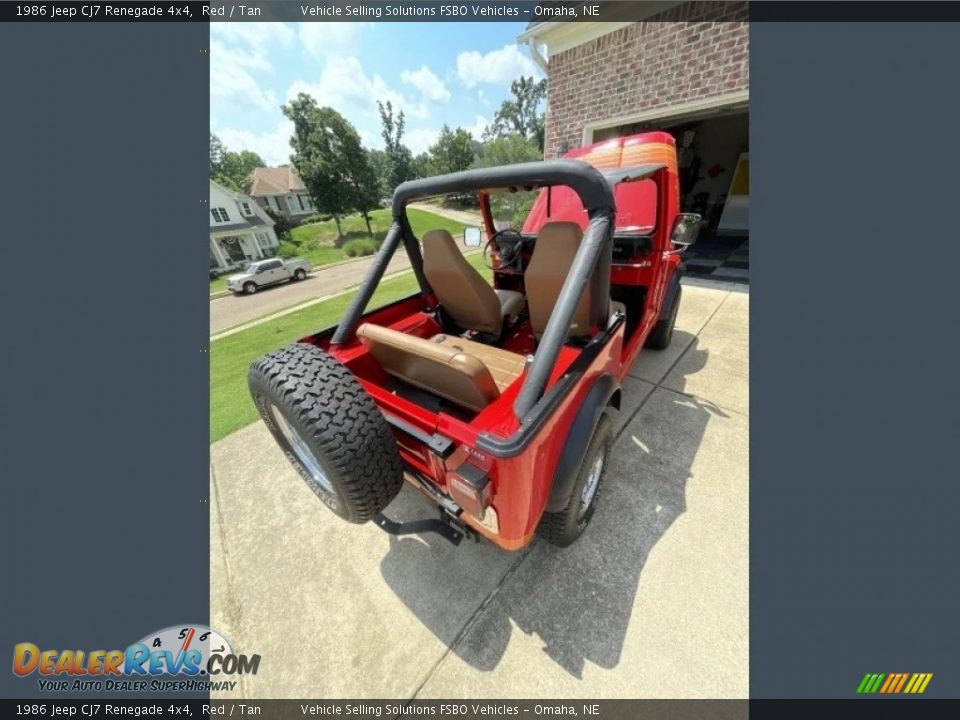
[226,258,311,295]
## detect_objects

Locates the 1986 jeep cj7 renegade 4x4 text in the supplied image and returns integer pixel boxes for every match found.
[248,133,699,550]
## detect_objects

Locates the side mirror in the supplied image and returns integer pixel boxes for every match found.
[670,213,701,249]
[463,227,482,248]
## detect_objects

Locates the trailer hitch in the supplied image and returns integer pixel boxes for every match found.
[373,512,467,546]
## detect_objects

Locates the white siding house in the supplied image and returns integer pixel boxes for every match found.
[209,180,280,273]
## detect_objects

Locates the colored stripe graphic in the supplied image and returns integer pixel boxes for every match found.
[858,672,933,694]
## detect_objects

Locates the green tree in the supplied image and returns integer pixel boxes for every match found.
[282,94,380,237]
[474,134,542,227]
[411,152,431,179]
[475,134,542,168]
[377,100,414,189]
[262,206,292,241]
[367,148,391,198]
[283,95,351,236]
[485,76,548,152]
[341,137,382,237]
[210,133,226,168]
[209,133,264,192]
[428,125,476,176]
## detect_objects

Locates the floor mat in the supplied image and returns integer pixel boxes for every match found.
[684,235,749,283]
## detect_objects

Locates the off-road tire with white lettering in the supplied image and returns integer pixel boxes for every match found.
[248,342,404,523]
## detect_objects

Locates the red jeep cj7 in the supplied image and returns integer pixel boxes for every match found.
[248,133,700,550]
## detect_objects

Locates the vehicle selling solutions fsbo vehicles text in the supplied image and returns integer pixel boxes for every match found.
[300,5,524,18]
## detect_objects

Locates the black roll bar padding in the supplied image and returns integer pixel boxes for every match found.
[391,159,616,219]
[513,210,615,420]
[331,222,403,346]
[398,214,432,302]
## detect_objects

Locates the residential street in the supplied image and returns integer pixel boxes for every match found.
[209,204,482,336]
[210,281,749,698]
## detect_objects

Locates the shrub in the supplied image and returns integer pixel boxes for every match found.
[277,241,300,259]
[343,238,379,258]
[301,213,331,225]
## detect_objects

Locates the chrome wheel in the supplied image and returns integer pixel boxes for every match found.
[578,449,605,519]
[269,404,333,495]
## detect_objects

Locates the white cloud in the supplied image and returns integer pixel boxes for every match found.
[456,44,541,88]
[298,23,371,58]
[465,115,490,141]
[401,65,451,103]
[287,55,429,122]
[213,120,294,167]
[210,41,278,113]
[210,23,294,114]
[405,127,440,155]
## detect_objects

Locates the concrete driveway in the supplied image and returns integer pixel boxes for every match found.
[210,281,748,698]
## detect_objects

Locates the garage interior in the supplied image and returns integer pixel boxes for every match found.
[594,107,749,282]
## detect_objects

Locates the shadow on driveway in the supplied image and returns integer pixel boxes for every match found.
[377,336,719,678]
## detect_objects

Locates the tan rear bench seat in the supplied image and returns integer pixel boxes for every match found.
[356,323,526,412]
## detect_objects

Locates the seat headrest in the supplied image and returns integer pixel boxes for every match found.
[535,221,584,248]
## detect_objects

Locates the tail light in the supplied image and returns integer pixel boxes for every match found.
[447,461,491,520]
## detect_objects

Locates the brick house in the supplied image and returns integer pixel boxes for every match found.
[519,1,749,244]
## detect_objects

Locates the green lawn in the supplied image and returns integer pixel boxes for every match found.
[210,208,468,295]
[210,252,490,443]
[288,207,468,267]
[210,275,229,294]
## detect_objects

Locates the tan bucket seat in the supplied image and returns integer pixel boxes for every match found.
[357,323,526,412]
[525,221,594,339]
[422,230,525,337]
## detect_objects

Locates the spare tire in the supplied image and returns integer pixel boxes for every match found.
[248,342,404,523]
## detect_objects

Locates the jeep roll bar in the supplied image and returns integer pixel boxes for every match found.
[330,159,663,423]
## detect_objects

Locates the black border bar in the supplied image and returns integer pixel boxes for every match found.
[4,2,960,23]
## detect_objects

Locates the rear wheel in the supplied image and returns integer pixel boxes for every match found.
[537,415,613,547]
[248,342,404,523]
[646,285,681,350]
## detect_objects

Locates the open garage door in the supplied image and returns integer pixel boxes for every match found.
[591,102,749,281]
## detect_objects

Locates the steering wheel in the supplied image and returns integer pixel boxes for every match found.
[483,228,525,270]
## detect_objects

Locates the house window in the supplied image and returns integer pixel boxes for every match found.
[298,195,306,211]
[241,201,253,216]
[256,232,273,247]
[211,207,230,223]
[268,196,280,212]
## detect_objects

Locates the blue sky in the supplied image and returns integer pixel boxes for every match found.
[210,22,541,165]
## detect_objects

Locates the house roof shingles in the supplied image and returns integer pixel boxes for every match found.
[248,165,306,196]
